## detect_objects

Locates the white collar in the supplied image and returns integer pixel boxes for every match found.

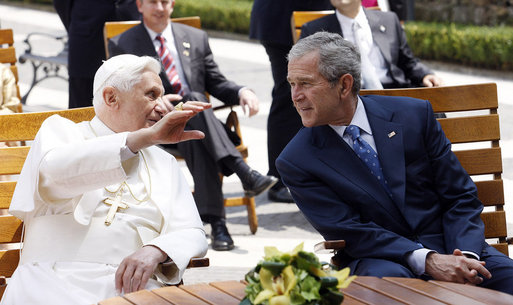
[144,22,174,46]
[330,96,372,136]
[90,116,116,137]
[335,6,369,29]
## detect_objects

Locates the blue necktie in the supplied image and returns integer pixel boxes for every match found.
[345,125,391,196]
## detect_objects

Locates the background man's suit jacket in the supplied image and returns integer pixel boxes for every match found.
[108,23,242,104]
[300,10,432,88]
[276,95,487,269]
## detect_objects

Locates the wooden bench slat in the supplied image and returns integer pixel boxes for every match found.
[209,280,247,301]
[0,146,29,175]
[0,250,20,277]
[0,29,14,45]
[0,182,16,209]
[0,107,95,141]
[475,180,504,206]
[354,276,446,305]
[454,147,502,175]
[0,216,23,243]
[491,243,509,255]
[383,277,486,305]
[0,47,16,64]
[124,289,171,305]
[97,296,135,305]
[361,83,498,112]
[153,286,210,305]
[439,115,500,144]
[180,283,240,305]
[482,211,507,238]
[429,280,513,305]
[341,280,404,305]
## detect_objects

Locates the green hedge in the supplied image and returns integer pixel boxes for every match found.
[173,0,252,34]
[405,22,513,70]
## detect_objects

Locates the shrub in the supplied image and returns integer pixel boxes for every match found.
[405,22,513,70]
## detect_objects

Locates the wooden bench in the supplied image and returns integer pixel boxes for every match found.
[17,32,68,104]
[316,83,512,258]
[0,107,209,299]
[104,17,259,234]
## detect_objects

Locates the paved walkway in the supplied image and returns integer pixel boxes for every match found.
[1,3,512,284]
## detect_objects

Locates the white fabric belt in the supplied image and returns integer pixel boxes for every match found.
[21,214,142,265]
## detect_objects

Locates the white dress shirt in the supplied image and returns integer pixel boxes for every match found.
[144,22,191,95]
[335,8,389,86]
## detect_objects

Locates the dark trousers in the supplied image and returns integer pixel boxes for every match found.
[166,92,241,219]
[68,77,94,109]
[262,41,303,188]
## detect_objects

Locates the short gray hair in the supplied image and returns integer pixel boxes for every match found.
[92,55,161,107]
[288,31,361,95]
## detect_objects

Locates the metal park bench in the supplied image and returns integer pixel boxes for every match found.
[18,32,68,104]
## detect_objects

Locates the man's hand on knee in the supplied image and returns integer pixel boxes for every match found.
[425,249,492,285]
[115,245,168,294]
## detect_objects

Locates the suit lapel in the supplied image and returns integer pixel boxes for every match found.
[365,10,392,64]
[326,14,344,36]
[312,125,406,227]
[362,96,406,211]
[171,23,192,86]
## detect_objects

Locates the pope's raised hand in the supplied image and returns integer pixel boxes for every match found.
[126,101,211,153]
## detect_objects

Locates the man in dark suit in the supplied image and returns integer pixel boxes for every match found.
[276,31,513,294]
[53,0,140,109]
[249,0,333,203]
[301,0,442,89]
[109,0,277,251]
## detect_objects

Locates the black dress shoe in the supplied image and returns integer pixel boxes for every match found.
[211,219,234,251]
[241,170,278,197]
[268,186,294,203]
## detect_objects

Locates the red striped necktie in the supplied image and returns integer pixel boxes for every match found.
[156,35,183,96]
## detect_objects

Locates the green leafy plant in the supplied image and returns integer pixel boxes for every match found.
[240,243,355,305]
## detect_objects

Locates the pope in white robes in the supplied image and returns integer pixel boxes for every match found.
[1,54,210,305]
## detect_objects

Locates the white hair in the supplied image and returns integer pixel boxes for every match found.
[92,55,161,108]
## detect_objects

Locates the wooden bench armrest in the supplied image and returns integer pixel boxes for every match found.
[314,240,346,254]
[186,257,209,268]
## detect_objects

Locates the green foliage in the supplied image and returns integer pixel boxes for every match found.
[404,22,513,70]
[173,0,252,34]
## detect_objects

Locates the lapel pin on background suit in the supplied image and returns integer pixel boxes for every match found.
[388,131,396,138]
[380,25,386,33]
[183,50,190,57]
[183,42,190,48]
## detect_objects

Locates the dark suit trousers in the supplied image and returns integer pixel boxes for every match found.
[262,41,302,187]
[175,92,242,219]
[69,77,93,109]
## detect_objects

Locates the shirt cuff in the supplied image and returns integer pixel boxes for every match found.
[461,251,480,260]
[405,248,436,275]
[121,134,137,161]
[237,87,252,97]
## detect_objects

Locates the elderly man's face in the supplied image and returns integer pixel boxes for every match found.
[115,70,166,131]
[137,0,174,33]
[287,51,350,127]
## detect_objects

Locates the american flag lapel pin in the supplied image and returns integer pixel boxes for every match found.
[388,131,396,138]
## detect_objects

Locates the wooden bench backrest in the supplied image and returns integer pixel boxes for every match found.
[0,29,22,111]
[291,11,334,44]
[361,83,510,255]
[0,107,95,296]
[103,16,201,58]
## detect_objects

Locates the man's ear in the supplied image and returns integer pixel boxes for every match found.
[339,74,354,98]
[102,86,119,109]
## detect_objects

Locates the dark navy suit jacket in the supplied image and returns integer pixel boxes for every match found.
[300,10,432,88]
[276,95,487,268]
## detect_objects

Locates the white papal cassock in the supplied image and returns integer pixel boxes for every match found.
[1,115,208,305]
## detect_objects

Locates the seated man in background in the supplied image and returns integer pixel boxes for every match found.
[1,55,209,305]
[277,32,513,294]
[109,0,277,251]
[300,0,442,89]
